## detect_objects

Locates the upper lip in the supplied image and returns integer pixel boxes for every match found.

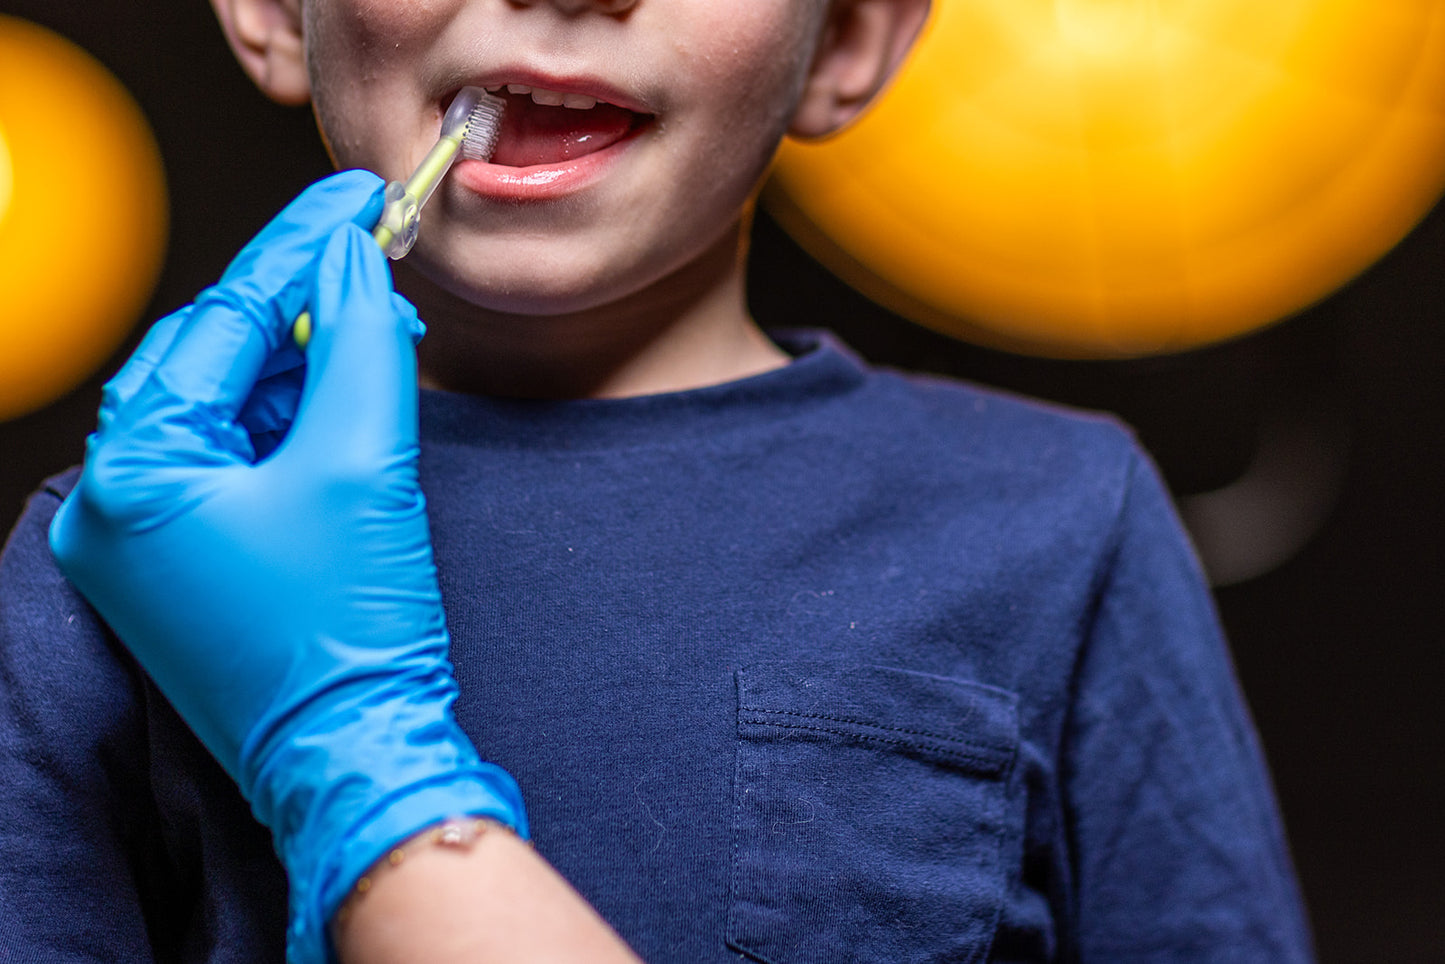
[443,67,654,115]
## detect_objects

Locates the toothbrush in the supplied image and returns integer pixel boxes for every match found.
[293,86,506,348]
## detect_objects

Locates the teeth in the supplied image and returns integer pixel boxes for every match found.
[484,83,600,109]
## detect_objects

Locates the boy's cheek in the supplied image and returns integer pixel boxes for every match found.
[306,0,454,48]
[678,3,828,124]
[303,0,459,113]
[303,6,448,176]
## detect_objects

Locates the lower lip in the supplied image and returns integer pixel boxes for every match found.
[452,126,645,202]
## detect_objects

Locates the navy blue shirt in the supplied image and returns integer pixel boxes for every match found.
[0,331,1312,961]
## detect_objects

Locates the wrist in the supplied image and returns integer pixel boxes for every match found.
[334,815,529,928]
[237,670,527,964]
[284,761,528,964]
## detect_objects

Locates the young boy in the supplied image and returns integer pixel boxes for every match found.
[0,0,1313,961]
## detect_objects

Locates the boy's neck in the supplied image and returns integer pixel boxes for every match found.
[400,220,789,401]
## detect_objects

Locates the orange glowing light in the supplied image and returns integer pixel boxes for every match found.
[768,0,1445,357]
[0,15,167,420]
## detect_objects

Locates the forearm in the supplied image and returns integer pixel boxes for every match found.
[332,825,641,964]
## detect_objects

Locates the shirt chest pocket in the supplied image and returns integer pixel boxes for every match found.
[727,664,1019,964]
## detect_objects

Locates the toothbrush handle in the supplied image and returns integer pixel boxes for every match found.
[372,181,422,260]
[367,137,465,261]
[407,136,464,211]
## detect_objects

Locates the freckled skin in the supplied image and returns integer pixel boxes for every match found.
[300,0,828,327]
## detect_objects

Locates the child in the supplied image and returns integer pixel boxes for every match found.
[0,0,1313,961]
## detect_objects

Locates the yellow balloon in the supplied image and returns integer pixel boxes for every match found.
[0,15,167,420]
[0,121,13,225]
[767,0,1445,357]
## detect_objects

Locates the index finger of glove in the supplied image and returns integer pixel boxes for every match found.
[132,172,384,429]
[97,309,189,434]
[283,224,419,464]
[218,169,386,331]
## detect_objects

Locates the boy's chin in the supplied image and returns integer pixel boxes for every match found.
[397,255,645,321]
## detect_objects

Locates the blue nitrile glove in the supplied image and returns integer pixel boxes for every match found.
[49,170,527,964]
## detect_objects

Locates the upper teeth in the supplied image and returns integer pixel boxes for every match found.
[488,84,598,110]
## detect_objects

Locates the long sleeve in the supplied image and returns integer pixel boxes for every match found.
[1062,450,1314,961]
[0,473,162,961]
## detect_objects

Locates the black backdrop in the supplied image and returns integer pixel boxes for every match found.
[2,3,1441,959]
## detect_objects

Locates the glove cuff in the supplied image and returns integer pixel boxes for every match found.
[238,662,529,964]
[286,764,528,964]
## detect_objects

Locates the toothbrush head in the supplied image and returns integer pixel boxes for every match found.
[443,86,507,162]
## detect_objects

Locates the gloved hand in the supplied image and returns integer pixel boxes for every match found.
[49,171,527,964]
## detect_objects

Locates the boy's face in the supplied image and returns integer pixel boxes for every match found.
[298,0,835,317]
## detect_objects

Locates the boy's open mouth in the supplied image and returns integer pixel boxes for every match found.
[477,85,652,169]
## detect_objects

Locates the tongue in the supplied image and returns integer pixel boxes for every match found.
[489,93,639,168]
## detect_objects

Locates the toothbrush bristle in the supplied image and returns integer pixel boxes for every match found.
[459,93,507,162]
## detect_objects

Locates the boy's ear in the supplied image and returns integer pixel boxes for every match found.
[791,0,931,140]
[209,0,310,106]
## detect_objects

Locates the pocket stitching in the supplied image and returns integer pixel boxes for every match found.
[738,716,1012,773]
[738,705,1011,752]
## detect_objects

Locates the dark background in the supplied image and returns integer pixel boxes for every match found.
[3,4,1441,959]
